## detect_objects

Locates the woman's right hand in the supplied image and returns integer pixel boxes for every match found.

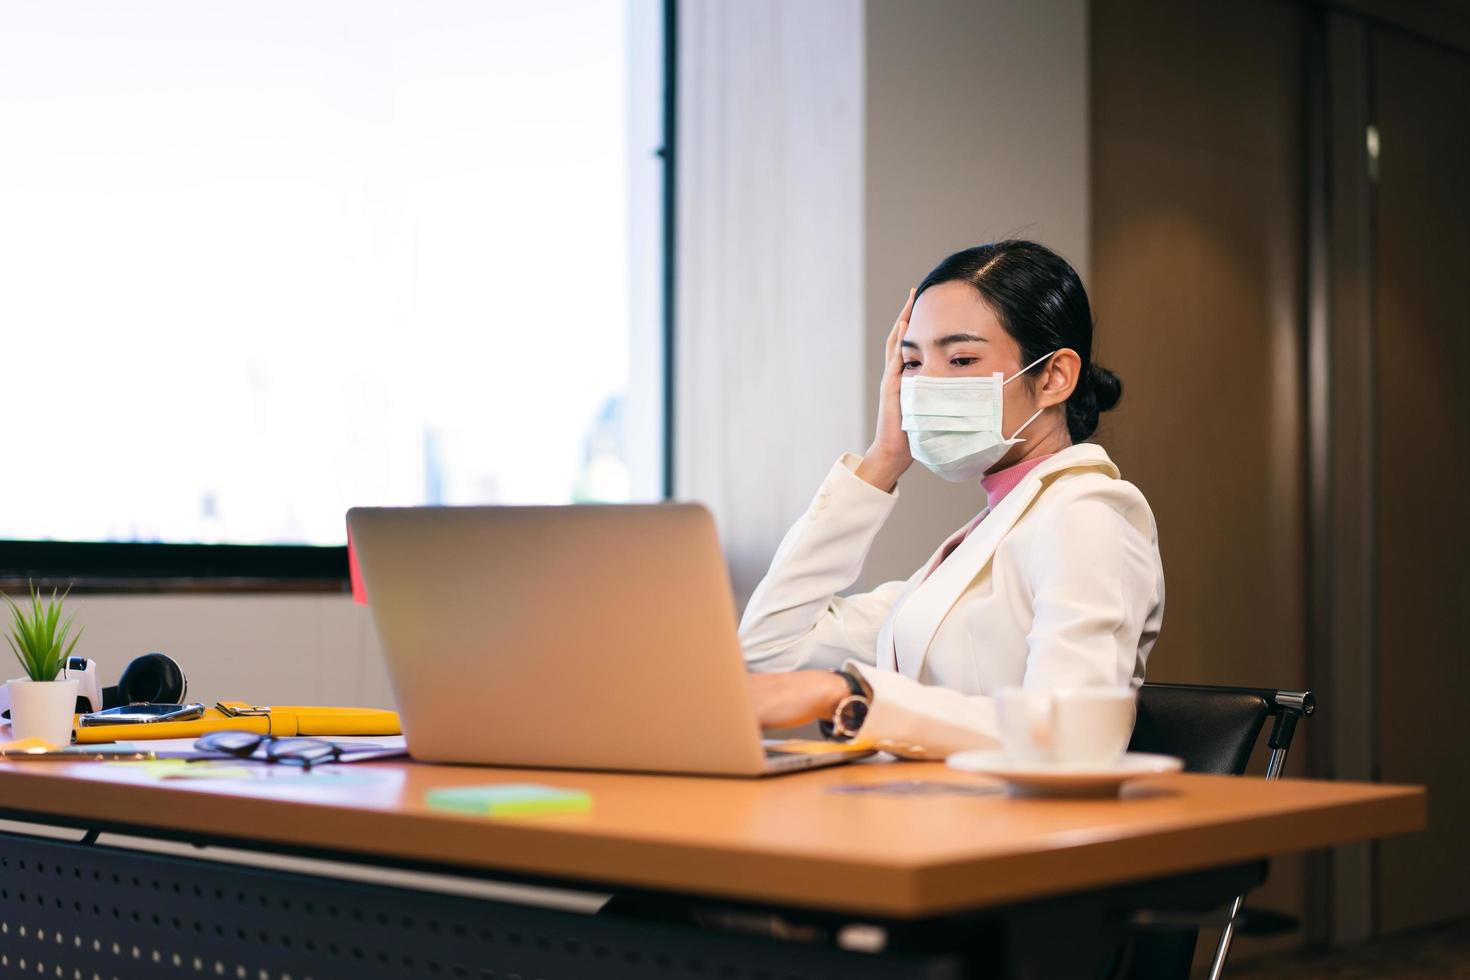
[855,288,916,492]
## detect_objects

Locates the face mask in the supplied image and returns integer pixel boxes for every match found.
[900,350,1057,482]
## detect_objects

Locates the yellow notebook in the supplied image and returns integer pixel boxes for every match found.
[73,701,401,744]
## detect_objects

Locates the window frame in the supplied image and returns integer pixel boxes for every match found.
[0,540,350,594]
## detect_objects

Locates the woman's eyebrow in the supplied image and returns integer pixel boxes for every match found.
[901,333,988,349]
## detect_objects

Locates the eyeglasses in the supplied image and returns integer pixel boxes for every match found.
[193,730,346,770]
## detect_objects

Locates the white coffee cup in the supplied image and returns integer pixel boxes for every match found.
[995,686,1137,768]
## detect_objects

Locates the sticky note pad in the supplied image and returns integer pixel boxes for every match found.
[426,784,591,818]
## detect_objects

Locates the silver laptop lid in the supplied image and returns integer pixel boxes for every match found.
[347,503,769,775]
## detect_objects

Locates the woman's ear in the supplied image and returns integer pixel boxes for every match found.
[1038,349,1081,407]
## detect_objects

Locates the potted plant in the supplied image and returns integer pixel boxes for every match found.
[4,583,83,745]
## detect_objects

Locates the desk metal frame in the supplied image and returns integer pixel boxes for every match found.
[0,811,1262,980]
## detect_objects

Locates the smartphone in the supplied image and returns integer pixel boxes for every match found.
[77,703,206,726]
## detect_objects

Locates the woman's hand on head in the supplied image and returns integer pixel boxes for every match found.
[856,289,916,493]
[746,670,850,730]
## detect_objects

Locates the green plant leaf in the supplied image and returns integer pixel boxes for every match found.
[1,581,80,682]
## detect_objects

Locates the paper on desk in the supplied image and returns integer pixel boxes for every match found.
[103,759,394,785]
[827,780,1002,798]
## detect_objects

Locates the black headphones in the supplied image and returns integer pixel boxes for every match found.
[101,653,188,708]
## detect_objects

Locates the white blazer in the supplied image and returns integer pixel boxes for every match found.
[738,443,1165,759]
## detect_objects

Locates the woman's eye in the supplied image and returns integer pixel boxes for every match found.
[902,360,921,371]
[951,357,978,367]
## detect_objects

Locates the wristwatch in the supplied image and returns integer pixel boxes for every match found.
[828,669,871,740]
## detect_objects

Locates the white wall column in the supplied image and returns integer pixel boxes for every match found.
[673,0,867,604]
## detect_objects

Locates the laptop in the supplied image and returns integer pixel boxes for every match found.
[346,503,870,776]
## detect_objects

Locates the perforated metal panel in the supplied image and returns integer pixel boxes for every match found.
[0,831,959,980]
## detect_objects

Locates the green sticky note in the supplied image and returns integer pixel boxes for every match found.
[426,784,591,818]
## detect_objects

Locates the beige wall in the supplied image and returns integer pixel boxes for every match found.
[857,0,1090,590]
[64,594,394,711]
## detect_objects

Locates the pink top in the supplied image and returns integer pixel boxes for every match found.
[921,453,1056,581]
[980,452,1055,511]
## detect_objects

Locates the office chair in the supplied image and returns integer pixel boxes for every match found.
[1121,682,1316,980]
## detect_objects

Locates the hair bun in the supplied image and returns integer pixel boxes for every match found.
[1089,363,1123,414]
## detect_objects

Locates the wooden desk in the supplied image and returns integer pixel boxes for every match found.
[0,755,1424,917]
[0,755,1425,979]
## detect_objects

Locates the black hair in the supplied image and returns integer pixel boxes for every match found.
[914,239,1121,443]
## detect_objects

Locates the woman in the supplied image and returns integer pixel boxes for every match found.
[740,240,1164,758]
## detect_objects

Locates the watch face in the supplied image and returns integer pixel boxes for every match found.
[838,695,870,734]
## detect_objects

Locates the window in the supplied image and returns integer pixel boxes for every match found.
[0,0,668,586]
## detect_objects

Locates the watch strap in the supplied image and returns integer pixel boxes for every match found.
[833,669,866,698]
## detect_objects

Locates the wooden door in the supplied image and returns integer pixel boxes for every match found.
[1090,0,1310,955]
[1371,24,1470,933]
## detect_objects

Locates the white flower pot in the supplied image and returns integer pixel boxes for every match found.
[5,678,78,746]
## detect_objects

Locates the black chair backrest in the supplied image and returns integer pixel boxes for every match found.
[1121,683,1314,980]
[1127,683,1271,776]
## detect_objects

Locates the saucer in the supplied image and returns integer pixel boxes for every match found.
[946,751,1183,798]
